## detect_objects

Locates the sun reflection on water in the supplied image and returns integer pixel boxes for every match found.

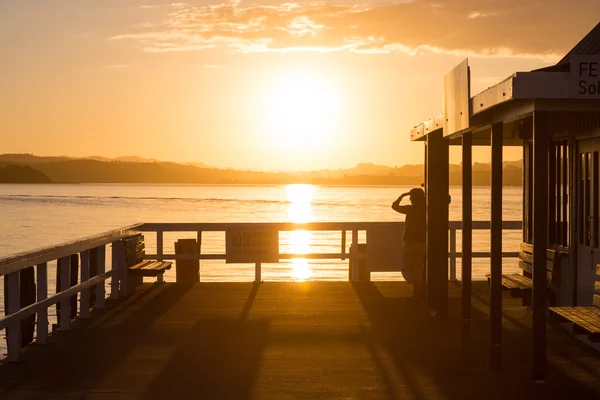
[285,184,315,281]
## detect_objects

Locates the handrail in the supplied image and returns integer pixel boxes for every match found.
[0,223,142,276]
[139,221,403,232]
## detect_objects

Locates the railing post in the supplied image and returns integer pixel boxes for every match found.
[6,271,21,362]
[110,241,120,299]
[117,241,128,297]
[450,227,457,281]
[36,262,49,345]
[255,262,262,283]
[80,250,91,319]
[350,230,358,281]
[96,245,106,309]
[157,231,164,261]
[198,231,203,282]
[58,256,71,330]
[341,230,346,261]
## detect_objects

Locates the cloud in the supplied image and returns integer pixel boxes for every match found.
[467,11,498,19]
[111,0,600,59]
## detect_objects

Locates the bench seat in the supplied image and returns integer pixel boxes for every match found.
[549,307,600,341]
[485,273,531,296]
[122,235,171,289]
[549,264,600,342]
[128,260,172,277]
[486,242,557,305]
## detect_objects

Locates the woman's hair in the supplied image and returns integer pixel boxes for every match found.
[408,188,425,206]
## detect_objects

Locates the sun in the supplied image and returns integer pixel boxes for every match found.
[262,70,340,152]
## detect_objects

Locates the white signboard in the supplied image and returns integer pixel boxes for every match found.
[571,55,600,98]
[366,224,404,272]
[226,229,279,263]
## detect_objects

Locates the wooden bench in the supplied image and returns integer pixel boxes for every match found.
[549,265,600,342]
[486,242,556,305]
[123,235,172,290]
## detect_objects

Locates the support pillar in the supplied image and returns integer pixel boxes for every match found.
[490,122,503,370]
[462,133,473,344]
[532,112,548,393]
[426,130,449,318]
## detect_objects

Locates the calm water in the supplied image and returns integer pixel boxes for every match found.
[0,184,521,355]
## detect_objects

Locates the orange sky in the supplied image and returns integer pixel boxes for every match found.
[1,1,599,170]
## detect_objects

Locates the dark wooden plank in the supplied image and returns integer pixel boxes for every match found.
[426,130,449,318]
[462,133,472,344]
[519,251,533,264]
[490,122,503,371]
[520,242,533,253]
[549,141,557,245]
[129,260,155,271]
[532,111,549,383]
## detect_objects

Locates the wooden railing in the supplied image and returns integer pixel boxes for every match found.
[0,224,141,362]
[448,220,522,280]
[0,220,522,362]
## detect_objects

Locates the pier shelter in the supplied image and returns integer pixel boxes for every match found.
[411,22,600,386]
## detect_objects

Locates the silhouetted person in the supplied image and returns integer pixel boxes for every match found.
[392,188,426,302]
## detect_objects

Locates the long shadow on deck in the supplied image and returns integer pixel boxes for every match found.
[352,282,600,400]
[0,283,268,400]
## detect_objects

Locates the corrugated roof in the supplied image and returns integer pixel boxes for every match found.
[558,22,600,64]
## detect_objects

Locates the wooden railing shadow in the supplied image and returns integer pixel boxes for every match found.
[351,282,600,400]
[0,283,194,397]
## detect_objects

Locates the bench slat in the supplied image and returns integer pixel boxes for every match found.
[485,273,532,291]
[550,307,600,333]
[129,260,155,270]
[128,261,172,277]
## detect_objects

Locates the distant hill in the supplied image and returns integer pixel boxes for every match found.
[0,165,52,183]
[0,153,522,186]
[0,153,210,167]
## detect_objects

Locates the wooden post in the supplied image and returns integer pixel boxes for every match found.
[89,247,98,308]
[69,254,78,319]
[19,266,36,346]
[5,271,21,362]
[110,241,120,300]
[462,133,473,344]
[255,263,262,283]
[80,250,91,319]
[341,230,346,261]
[490,122,503,370]
[426,130,449,318]
[96,245,106,309]
[350,230,359,282]
[58,256,71,330]
[115,241,128,296]
[532,112,548,391]
[36,262,49,345]
[198,231,203,282]
[157,231,164,261]
[449,228,457,281]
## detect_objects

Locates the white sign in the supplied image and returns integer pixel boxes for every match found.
[366,224,404,272]
[226,229,279,263]
[571,55,600,98]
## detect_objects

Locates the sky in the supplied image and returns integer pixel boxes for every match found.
[1,1,600,171]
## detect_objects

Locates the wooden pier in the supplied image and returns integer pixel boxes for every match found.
[1,281,600,399]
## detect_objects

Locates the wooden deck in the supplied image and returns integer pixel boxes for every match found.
[1,281,600,399]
